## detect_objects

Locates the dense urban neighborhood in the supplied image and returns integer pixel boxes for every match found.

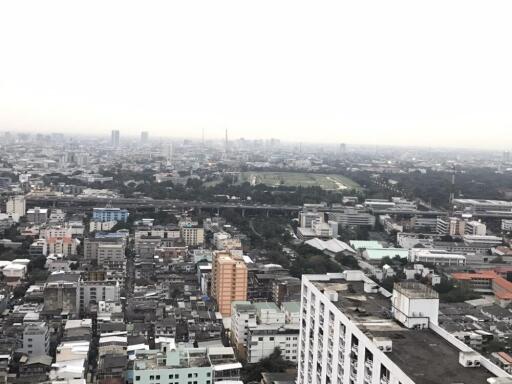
[1,132,512,384]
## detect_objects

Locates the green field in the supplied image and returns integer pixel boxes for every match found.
[238,172,359,190]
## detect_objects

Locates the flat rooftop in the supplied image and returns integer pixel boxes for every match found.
[311,277,499,384]
[372,328,492,384]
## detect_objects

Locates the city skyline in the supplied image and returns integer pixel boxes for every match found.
[2,0,512,149]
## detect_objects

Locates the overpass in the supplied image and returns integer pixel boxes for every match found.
[26,195,445,218]
[25,195,303,216]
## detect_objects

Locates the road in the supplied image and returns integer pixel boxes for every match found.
[26,194,302,212]
[26,194,446,217]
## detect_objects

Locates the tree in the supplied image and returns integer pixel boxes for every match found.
[335,254,359,269]
[28,255,46,271]
[241,348,294,383]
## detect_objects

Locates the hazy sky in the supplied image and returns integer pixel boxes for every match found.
[1,1,512,148]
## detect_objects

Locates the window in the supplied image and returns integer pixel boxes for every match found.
[188,373,193,378]
[135,376,140,381]
[169,375,174,379]
[206,372,211,377]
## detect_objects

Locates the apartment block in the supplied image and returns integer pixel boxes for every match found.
[97,243,126,270]
[5,195,25,219]
[21,322,50,357]
[130,342,241,384]
[92,207,129,222]
[297,271,511,384]
[180,226,205,246]
[43,273,81,317]
[212,251,248,316]
[26,207,48,224]
[80,280,120,313]
[83,237,125,262]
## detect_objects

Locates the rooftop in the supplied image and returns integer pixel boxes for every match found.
[309,274,506,384]
[281,301,300,313]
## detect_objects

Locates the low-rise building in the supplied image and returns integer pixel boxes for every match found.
[29,238,48,256]
[452,270,512,306]
[90,220,118,232]
[409,248,467,266]
[93,207,129,222]
[21,322,50,357]
[247,324,299,363]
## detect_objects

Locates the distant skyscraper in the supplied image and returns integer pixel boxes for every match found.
[225,128,229,152]
[111,130,120,147]
[339,143,347,158]
[141,131,148,143]
[503,151,510,163]
[167,143,173,163]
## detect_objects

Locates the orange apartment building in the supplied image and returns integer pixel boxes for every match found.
[212,251,248,316]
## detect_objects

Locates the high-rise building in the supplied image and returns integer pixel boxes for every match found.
[297,271,510,384]
[111,130,120,146]
[6,195,26,218]
[141,131,148,143]
[339,143,346,158]
[212,251,248,316]
[43,273,81,316]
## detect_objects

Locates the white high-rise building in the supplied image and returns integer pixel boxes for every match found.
[111,130,120,146]
[465,220,487,236]
[6,195,25,219]
[297,271,511,384]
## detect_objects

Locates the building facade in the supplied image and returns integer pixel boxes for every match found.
[211,252,248,316]
[297,271,510,384]
[93,208,129,223]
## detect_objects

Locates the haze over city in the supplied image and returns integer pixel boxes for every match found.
[4,2,512,383]
[2,0,512,148]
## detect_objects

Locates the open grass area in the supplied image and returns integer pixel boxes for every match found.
[238,172,360,190]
